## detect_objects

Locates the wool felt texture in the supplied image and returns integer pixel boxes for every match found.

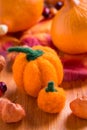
[37,81,66,113]
[8,46,63,97]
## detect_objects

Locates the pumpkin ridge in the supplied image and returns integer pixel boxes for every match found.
[43,53,63,85]
[43,53,58,83]
[22,62,28,92]
[23,60,42,97]
[36,57,44,88]
[37,56,58,87]
[12,53,28,91]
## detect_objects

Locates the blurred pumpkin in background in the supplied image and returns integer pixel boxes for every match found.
[0,0,44,33]
[51,0,87,54]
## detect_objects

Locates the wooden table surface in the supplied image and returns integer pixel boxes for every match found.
[0,68,87,130]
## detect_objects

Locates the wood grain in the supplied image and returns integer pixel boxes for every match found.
[0,68,87,130]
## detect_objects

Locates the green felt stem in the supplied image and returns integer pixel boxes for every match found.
[45,81,57,92]
[8,46,44,61]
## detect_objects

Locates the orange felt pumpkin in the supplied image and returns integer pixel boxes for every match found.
[8,46,63,97]
[37,81,66,113]
[0,0,44,33]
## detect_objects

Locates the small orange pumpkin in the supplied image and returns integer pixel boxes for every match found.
[8,46,63,97]
[37,81,66,113]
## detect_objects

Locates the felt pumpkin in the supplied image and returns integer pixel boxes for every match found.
[8,46,63,97]
[37,81,66,113]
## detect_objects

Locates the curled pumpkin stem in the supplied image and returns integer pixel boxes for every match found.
[45,81,57,92]
[8,47,44,61]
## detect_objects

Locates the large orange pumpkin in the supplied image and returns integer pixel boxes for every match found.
[0,0,44,32]
[8,46,63,97]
